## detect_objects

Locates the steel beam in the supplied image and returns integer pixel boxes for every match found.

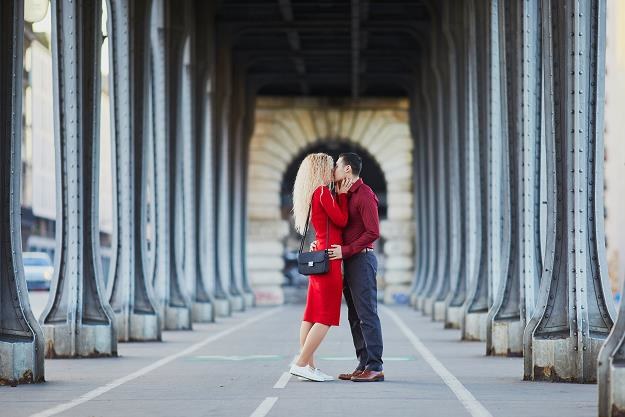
[524,0,615,383]
[150,0,193,330]
[462,0,490,342]
[106,0,162,342]
[0,0,45,383]
[40,0,117,357]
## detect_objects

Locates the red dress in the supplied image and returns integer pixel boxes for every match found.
[302,185,349,326]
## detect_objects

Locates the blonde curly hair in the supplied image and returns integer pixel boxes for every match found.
[292,153,334,235]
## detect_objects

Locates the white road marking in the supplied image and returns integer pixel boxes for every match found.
[29,307,283,417]
[250,397,279,417]
[381,305,494,417]
[273,372,292,389]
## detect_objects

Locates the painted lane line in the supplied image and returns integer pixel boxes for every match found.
[273,372,292,389]
[29,307,284,417]
[380,306,494,417]
[250,397,279,417]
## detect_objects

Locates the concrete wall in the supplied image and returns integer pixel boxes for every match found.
[247,97,414,305]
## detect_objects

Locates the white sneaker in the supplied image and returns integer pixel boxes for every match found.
[314,368,334,381]
[290,364,325,382]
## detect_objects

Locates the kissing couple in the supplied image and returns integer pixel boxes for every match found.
[289,152,385,383]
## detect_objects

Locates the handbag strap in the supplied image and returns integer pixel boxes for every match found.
[298,194,331,254]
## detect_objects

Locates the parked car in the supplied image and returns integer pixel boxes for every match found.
[23,252,54,291]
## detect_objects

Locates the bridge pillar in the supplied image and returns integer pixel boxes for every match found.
[40,0,117,357]
[462,0,491,342]
[0,0,45,383]
[106,0,161,342]
[524,0,615,383]
[487,0,542,357]
[444,0,470,330]
[188,1,218,323]
[150,0,193,330]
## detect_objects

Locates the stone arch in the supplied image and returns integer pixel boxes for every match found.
[246,98,415,306]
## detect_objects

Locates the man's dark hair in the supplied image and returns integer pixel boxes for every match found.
[339,152,363,176]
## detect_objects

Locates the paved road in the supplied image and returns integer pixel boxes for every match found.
[2,294,596,417]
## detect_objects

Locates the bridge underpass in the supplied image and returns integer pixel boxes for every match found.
[1,1,624,417]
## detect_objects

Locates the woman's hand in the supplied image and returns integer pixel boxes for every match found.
[336,178,354,194]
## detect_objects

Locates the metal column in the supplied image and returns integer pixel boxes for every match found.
[150,0,193,330]
[462,0,490,342]
[524,0,615,383]
[0,0,45,383]
[40,0,117,357]
[106,0,161,342]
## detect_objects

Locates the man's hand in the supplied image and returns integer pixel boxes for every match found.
[336,178,355,194]
[328,244,343,260]
[310,240,318,251]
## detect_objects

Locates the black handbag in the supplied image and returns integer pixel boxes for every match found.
[297,203,331,276]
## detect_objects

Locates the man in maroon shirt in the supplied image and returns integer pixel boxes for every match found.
[328,152,384,382]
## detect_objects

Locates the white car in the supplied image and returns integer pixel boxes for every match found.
[23,252,54,291]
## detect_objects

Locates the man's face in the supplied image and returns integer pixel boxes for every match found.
[334,157,349,182]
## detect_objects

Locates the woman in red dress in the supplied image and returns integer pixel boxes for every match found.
[289,153,353,382]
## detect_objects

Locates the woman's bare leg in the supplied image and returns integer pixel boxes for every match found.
[296,323,330,367]
[299,321,315,368]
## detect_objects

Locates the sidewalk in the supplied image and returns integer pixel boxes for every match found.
[0,302,597,417]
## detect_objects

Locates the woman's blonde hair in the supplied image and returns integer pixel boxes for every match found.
[292,153,334,235]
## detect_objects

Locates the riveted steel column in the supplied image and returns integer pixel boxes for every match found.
[430,2,462,323]
[40,0,118,357]
[0,0,45,384]
[106,0,161,342]
[189,0,217,323]
[444,0,470,329]
[234,88,256,309]
[415,39,438,314]
[486,0,521,356]
[462,0,490,342]
[524,0,615,383]
[487,0,543,357]
[408,79,429,309]
[229,73,249,311]
[150,0,193,330]
[420,8,448,318]
[518,0,543,355]
[214,40,239,316]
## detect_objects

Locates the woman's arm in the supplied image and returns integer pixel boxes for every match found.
[318,186,348,228]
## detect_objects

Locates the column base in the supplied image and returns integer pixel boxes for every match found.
[230,295,244,312]
[423,298,435,317]
[164,306,192,330]
[115,311,161,342]
[444,306,463,329]
[192,302,214,323]
[528,337,603,383]
[416,296,426,313]
[0,340,44,385]
[462,311,488,341]
[243,292,255,308]
[214,298,232,317]
[487,319,523,357]
[410,292,419,308]
[433,301,446,322]
[43,323,117,358]
[607,365,625,416]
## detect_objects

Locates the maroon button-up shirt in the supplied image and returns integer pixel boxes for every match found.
[341,178,380,259]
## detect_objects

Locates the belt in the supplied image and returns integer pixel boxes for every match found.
[360,248,373,254]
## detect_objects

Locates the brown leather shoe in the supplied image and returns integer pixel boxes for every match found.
[351,370,384,382]
[338,369,364,381]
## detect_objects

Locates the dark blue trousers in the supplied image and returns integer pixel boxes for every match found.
[343,252,384,372]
